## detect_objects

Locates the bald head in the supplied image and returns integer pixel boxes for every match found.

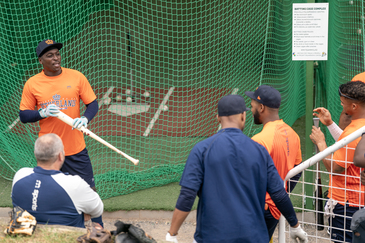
[34,133,64,164]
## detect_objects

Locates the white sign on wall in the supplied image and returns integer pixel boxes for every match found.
[292,3,329,61]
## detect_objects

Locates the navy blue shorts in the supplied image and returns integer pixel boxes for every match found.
[328,201,359,243]
[61,148,95,188]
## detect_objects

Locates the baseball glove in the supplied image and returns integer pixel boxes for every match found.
[113,220,157,243]
[3,206,37,236]
[77,222,112,243]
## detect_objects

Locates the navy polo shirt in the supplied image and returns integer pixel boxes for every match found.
[11,166,103,228]
[180,128,284,243]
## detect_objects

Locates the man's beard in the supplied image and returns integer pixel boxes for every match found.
[253,109,261,125]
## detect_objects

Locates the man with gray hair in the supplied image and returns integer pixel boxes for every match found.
[11,133,103,228]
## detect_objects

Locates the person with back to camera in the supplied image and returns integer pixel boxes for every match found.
[245,85,303,240]
[11,133,103,228]
[165,94,308,243]
[18,39,103,226]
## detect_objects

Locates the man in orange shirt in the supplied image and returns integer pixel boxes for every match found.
[310,81,365,242]
[245,85,302,239]
[338,72,365,130]
[18,39,103,226]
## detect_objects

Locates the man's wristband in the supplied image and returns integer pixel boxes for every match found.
[362,132,365,137]
[81,116,88,123]
[38,108,46,118]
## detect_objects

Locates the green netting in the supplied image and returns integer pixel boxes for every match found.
[0,0,311,199]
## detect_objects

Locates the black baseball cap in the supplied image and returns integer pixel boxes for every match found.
[244,85,281,109]
[350,208,365,243]
[218,94,250,116]
[36,39,63,57]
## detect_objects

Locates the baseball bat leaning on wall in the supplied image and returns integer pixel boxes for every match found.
[56,111,139,165]
[313,117,324,230]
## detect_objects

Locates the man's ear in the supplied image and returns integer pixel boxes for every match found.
[259,103,265,113]
[38,57,42,65]
[242,112,246,123]
[58,151,63,162]
[216,114,221,124]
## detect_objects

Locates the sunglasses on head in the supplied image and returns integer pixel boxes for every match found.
[338,88,358,101]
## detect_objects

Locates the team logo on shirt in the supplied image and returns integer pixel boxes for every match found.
[53,94,60,101]
[39,94,77,110]
[32,180,41,211]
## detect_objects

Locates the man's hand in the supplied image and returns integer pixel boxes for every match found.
[309,126,326,148]
[84,213,91,222]
[313,107,333,126]
[165,232,178,242]
[72,116,88,130]
[290,224,308,243]
[39,104,60,118]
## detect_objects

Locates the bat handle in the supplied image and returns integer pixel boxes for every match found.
[313,117,320,128]
[313,117,320,154]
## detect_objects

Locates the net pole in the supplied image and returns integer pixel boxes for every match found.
[127,31,133,97]
[259,0,271,85]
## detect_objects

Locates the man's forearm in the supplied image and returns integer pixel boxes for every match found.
[316,141,340,173]
[19,109,43,123]
[326,122,343,142]
[83,99,98,122]
[169,208,190,235]
[317,143,345,174]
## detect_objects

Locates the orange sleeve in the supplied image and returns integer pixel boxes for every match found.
[295,146,302,165]
[294,136,302,165]
[79,73,96,105]
[19,81,37,110]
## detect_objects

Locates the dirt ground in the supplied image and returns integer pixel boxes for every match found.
[0,209,332,243]
[101,218,331,243]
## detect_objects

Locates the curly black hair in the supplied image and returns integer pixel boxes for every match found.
[339,81,365,103]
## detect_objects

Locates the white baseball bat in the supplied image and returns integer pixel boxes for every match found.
[56,111,139,165]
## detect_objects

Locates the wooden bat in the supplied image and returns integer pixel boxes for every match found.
[56,111,139,165]
[313,117,324,230]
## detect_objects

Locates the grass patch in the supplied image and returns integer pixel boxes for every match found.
[103,181,198,211]
[0,225,84,243]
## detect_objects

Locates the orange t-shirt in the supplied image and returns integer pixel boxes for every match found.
[252,120,302,219]
[351,72,365,82]
[329,119,365,207]
[19,67,97,155]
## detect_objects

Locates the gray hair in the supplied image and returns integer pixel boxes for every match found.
[34,133,64,163]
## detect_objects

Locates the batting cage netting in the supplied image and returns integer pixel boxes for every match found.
[0,0,363,199]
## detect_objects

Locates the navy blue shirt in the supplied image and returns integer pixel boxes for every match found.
[11,166,103,228]
[180,128,284,243]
